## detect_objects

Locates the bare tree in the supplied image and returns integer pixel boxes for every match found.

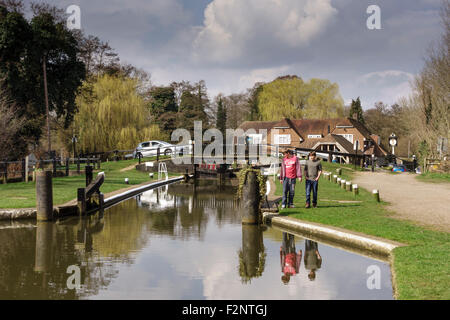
[0,90,27,160]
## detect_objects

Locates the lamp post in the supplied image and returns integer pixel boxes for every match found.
[354,140,359,170]
[389,133,398,156]
[371,154,375,172]
[72,135,78,159]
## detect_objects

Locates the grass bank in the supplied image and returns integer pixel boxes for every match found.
[274,161,449,300]
[416,172,450,184]
[0,159,181,209]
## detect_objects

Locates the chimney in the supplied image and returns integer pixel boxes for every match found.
[327,125,330,134]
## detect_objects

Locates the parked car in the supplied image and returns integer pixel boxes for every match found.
[392,164,406,173]
[133,141,190,159]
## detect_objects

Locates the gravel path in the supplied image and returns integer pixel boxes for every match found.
[352,172,450,232]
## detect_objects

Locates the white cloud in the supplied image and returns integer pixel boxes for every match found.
[192,0,338,63]
[238,66,291,89]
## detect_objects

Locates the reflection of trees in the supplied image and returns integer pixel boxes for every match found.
[238,225,266,284]
[0,180,242,299]
[92,201,152,262]
[0,216,118,299]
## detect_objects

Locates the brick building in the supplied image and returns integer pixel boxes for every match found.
[238,117,388,163]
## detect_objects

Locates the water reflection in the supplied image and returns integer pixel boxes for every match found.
[238,225,266,284]
[280,233,302,285]
[304,240,322,281]
[0,180,394,300]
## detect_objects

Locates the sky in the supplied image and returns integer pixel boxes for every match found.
[35,0,444,109]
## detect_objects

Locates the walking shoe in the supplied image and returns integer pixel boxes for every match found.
[313,203,317,208]
[281,205,286,209]
[305,203,310,209]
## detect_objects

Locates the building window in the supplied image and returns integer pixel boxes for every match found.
[338,134,354,144]
[274,134,291,145]
[308,134,322,139]
[247,134,263,144]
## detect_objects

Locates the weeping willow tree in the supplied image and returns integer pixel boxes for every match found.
[257,76,344,121]
[73,75,167,153]
[257,76,307,120]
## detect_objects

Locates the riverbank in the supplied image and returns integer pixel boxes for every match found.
[0,159,182,209]
[274,161,449,300]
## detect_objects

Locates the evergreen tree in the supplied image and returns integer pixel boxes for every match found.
[0,6,85,144]
[148,86,178,133]
[216,96,227,134]
[349,97,365,124]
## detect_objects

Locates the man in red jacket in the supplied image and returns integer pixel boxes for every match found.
[279,150,302,209]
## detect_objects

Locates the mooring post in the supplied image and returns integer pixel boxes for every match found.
[77,188,86,215]
[85,165,93,187]
[333,175,337,184]
[77,156,80,174]
[341,179,346,189]
[184,168,189,183]
[373,189,380,202]
[36,170,53,221]
[241,171,260,225]
[157,147,160,163]
[336,168,342,175]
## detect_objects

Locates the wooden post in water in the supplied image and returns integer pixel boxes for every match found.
[36,170,53,221]
[373,190,380,202]
[353,184,359,196]
[77,157,80,174]
[85,165,93,187]
[341,179,346,189]
[336,168,342,175]
[241,171,260,225]
[77,188,86,215]
[333,175,337,184]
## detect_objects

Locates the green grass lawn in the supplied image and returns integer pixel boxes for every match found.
[416,172,450,184]
[0,159,182,209]
[274,161,450,300]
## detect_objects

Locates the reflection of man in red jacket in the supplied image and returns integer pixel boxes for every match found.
[280,233,302,285]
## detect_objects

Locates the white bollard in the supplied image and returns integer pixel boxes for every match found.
[373,189,380,202]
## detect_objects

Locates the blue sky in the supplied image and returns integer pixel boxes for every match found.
[36,0,443,109]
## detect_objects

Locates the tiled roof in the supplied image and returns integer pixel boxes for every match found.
[300,134,354,153]
[238,121,278,132]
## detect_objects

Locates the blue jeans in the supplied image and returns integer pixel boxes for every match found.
[305,179,318,204]
[282,178,296,206]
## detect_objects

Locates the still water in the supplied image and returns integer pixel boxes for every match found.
[0,181,393,299]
